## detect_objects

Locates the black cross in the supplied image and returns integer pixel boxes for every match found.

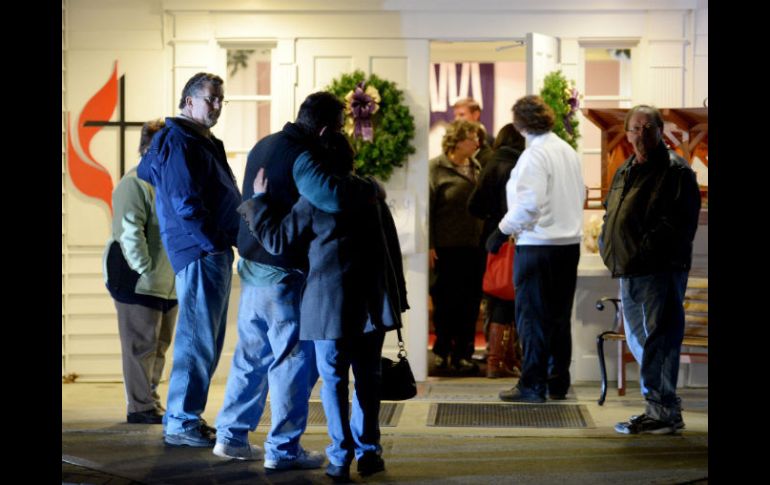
[83,75,144,177]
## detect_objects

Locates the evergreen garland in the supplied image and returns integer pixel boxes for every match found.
[326,70,416,181]
[540,70,581,150]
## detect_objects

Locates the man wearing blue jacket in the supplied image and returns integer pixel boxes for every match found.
[138,72,241,447]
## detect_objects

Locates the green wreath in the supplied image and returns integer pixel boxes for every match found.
[326,70,415,181]
[540,70,581,150]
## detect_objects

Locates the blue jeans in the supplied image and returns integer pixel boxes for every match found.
[315,331,385,466]
[620,270,688,423]
[215,280,318,461]
[163,250,233,435]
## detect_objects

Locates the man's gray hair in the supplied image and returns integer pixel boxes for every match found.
[178,72,224,110]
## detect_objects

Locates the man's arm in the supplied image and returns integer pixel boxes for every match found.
[641,164,701,256]
[498,150,546,237]
[292,151,381,213]
[237,194,311,256]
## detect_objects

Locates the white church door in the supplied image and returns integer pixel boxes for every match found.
[295,38,431,380]
[526,32,560,94]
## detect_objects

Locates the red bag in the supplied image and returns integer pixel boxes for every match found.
[482,241,515,301]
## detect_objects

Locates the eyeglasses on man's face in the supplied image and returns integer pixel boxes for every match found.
[196,95,228,106]
[626,124,652,134]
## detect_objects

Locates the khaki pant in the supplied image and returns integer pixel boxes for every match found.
[115,301,177,413]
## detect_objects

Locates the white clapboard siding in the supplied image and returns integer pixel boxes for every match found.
[63,248,123,381]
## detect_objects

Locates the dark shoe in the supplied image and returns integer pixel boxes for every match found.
[673,415,686,431]
[614,414,679,435]
[325,463,351,482]
[199,418,216,435]
[357,453,385,476]
[433,355,449,370]
[549,393,567,400]
[127,409,163,424]
[628,414,685,431]
[452,358,480,375]
[499,386,545,403]
[164,423,216,447]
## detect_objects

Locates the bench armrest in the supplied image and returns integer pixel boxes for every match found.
[596,297,623,333]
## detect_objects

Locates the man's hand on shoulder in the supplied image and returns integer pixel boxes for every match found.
[252,167,268,195]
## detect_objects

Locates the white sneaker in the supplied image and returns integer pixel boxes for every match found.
[213,442,264,461]
[264,448,325,470]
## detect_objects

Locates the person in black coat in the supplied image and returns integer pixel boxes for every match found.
[238,133,408,480]
[468,123,525,378]
[599,105,701,435]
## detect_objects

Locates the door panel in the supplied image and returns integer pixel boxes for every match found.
[526,32,560,94]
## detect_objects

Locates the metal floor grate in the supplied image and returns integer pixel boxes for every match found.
[427,403,593,428]
[259,401,403,427]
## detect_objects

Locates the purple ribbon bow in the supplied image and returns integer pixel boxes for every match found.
[563,88,580,136]
[350,81,376,141]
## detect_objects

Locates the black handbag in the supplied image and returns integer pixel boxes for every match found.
[380,328,417,401]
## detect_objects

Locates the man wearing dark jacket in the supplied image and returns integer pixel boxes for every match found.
[599,105,701,435]
[238,134,408,480]
[137,73,241,448]
[212,92,381,470]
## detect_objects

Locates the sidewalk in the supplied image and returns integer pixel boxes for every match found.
[62,379,708,484]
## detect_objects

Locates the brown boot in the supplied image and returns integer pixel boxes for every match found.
[487,323,519,378]
[504,324,522,377]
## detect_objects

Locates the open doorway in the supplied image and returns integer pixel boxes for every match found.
[427,40,527,378]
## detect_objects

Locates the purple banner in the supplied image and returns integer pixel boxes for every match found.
[429,62,495,136]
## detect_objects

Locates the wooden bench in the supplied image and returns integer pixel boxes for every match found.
[595,277,708,405]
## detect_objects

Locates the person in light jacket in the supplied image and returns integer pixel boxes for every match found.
[103,119,177,425]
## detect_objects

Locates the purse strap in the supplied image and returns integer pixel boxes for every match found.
[396,327,407,359]
[374,199,409,360]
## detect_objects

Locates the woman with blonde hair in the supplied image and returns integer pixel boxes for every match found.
[429,119,486,375]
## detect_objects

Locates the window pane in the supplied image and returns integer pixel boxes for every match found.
[257,61,271,96]
[222,102,257,152]
[222,101,272,155]
[584,48,630,97]
[227,48,271,96]
[257,100,271,140]
[223,47,272,181]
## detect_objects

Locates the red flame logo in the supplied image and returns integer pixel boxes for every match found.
[67,62,118,213]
